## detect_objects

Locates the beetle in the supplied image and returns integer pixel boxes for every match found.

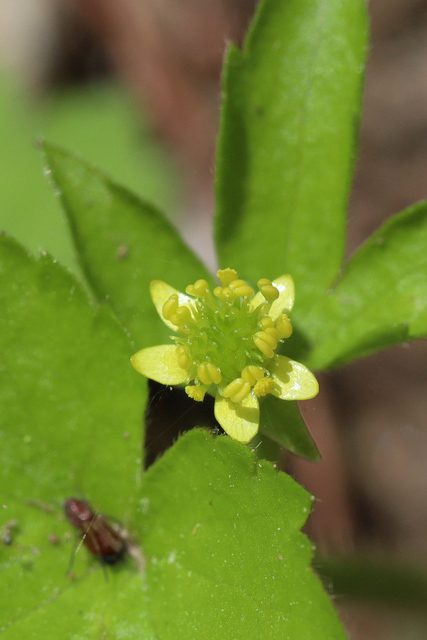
[64,498,126,567]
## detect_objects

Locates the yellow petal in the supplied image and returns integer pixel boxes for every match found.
[214,392,259,444]
[249,274,294,318]
[131,345,190,385]
[268,275,295,320]
[268,355,318,400]
[150,280,195,331]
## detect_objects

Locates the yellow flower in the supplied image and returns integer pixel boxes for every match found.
[131,268,318,444]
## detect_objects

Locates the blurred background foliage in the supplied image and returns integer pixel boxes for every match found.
[0,75,179,275]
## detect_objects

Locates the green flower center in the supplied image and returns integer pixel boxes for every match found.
[162,268,292,403]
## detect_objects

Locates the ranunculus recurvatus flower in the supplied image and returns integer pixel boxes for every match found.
[132,268,318,443]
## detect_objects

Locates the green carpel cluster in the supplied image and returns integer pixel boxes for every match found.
[161,268,292,403]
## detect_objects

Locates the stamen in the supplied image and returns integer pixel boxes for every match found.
[223,378,251,403]
[197,362,222,385]
[259,317,275,330]
[229,279,255,298]
[257,278,279,302]
[185,385,207,402]
[241,365,264,386]
[176,346,192,370]
[162,294,179,321]
[253,334,275,359]
[276,313,293,339]
[217,268,238,287]
[263,326,280,341]
[186,279,210,298]
[253,377,275,397]
[254,330,277,350]
[207,363,222,384]
[170,305,192,326]
[214,286,235,303]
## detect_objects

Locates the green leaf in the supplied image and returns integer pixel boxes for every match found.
[215,0,367,319]
[0,234,151,637]
[42,143,214,349]
[307,202,427,369]
[259,396,321,461]
[138,429,346,639]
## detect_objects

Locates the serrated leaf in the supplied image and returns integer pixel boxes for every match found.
[138,430,345,639]
[259,396,321,461]
[215,0,367,320]
[307,202,427,369]
[0,234,150,637]
[42,142,214,349]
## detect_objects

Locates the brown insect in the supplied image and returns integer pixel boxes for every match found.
[64,498,126,567]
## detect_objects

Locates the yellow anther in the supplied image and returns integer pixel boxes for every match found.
[229,279,247,289]
[197,361,221,385]
[170,305,192,326]
[222,378,251,403]
[229,279,255,298]
[206,363,222,384]
[263,326,280,341]
[214,286,235,302]
[185,385,207,402]
[259,317,275,330]
[255,330,277,350]
[237,286,254,297]
[198,362,211,385]
[186,279,210,298]
[253,334,275,359]
[253,377,275,397]
[241,365,264,386]
[276,313,293,339]
[217,268,238,287]
[176,346,192,370]
[258,278,279,303]
[162,294,179,321]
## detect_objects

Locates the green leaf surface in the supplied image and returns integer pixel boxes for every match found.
[259,396,321,461]
[0,234,150,637]
[307,202,427,369]
[215,0,367,319]
[43,143,214,349]
[138,429,345,639]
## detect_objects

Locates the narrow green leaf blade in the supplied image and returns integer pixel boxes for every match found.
[215,0,367,316]
[139,430,345,639]
[42,143,214,348]
[0,235,150,636]
[259,396,321,461]
[307,202,427,369]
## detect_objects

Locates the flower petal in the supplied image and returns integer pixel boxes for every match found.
[131,345,190,385]
[214,392,260,444]
[268,275,295,320]
[249,275,294,318]
[268,355,318,400]
[150,280,195,331]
